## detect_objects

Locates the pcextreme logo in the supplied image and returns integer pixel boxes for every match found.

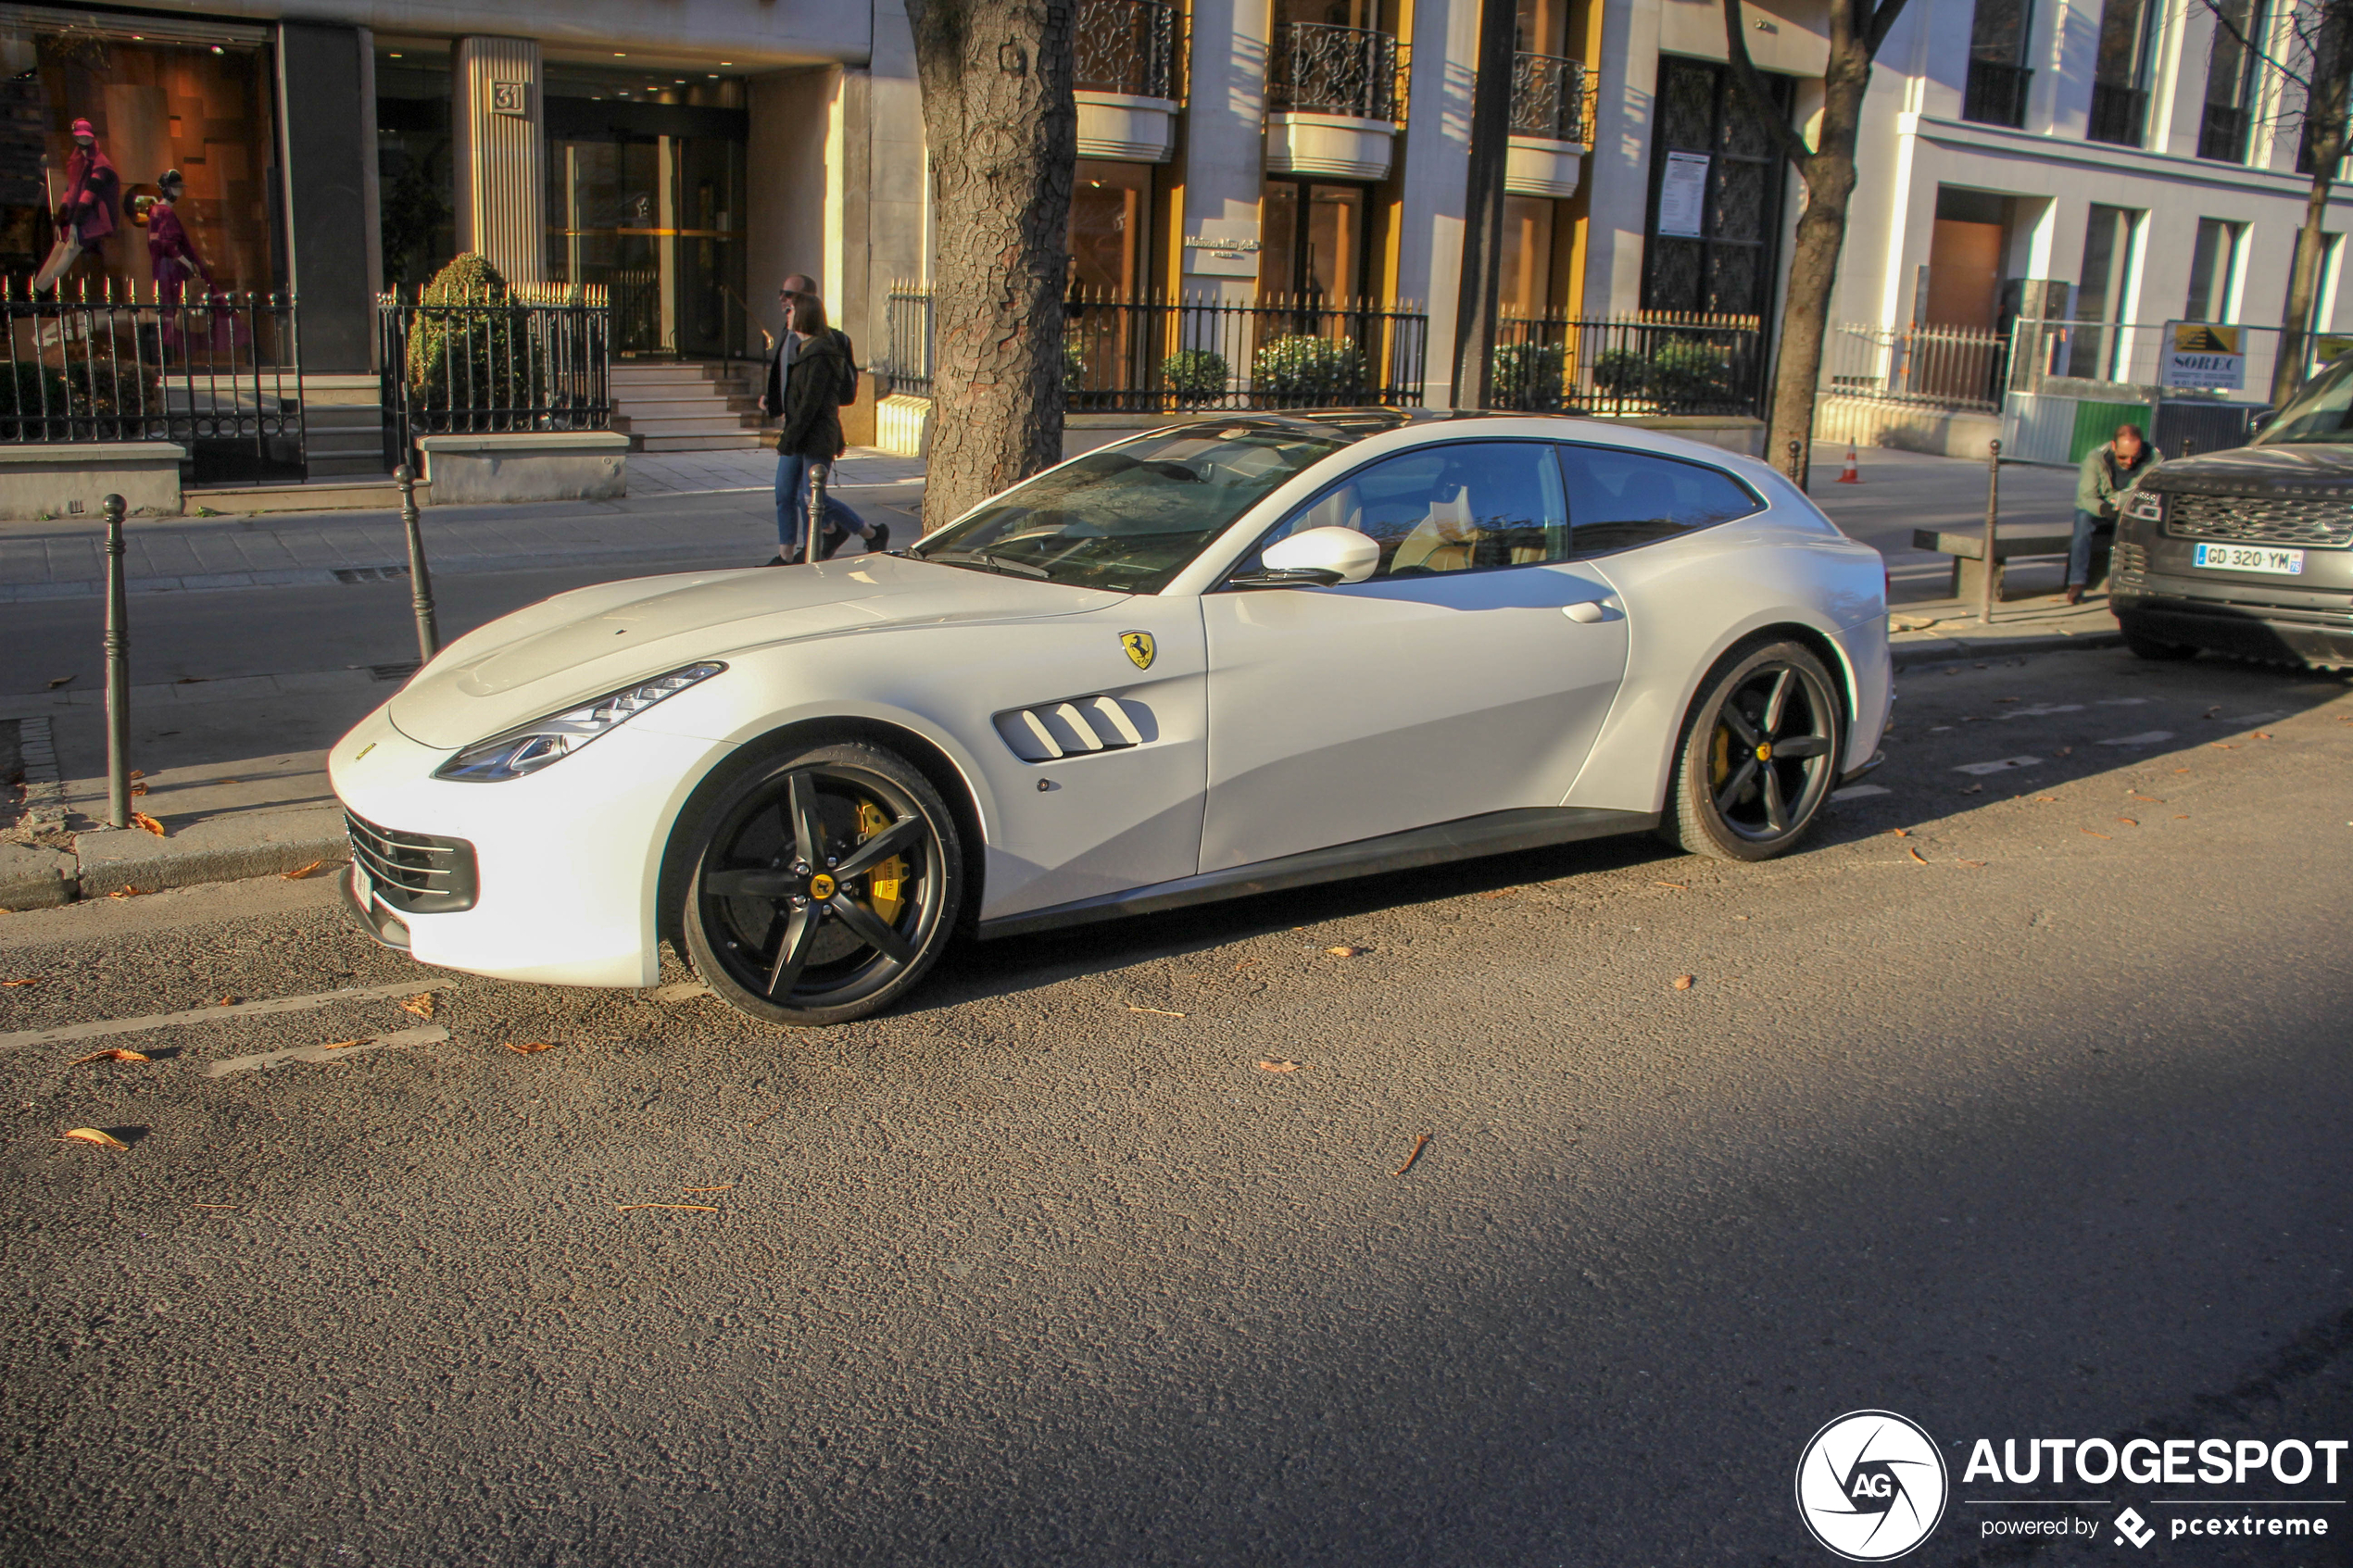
[1795,1411,1951,1561]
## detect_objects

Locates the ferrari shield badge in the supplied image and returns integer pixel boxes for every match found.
[1120,631,1156,671]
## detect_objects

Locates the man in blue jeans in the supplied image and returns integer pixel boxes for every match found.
[2067,422,2156,605]
[758,274,887,563]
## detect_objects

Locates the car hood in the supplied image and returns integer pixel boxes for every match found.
[386,554,1123,749]
[2147,442,2353,497]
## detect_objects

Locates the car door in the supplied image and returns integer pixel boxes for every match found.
[1198,440,1630,872]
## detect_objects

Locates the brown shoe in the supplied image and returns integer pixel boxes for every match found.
[2062,585,2083,606]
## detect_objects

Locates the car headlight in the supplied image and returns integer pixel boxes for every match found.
[433,662,726,783]
[2122,488,2163,522]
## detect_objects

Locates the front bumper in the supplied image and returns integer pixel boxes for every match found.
[2112,562,2353,667]
[327,702,736,988]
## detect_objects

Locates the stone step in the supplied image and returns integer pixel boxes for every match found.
[614,415,765,436]
[635,431,774,453]
[611,396,762,418]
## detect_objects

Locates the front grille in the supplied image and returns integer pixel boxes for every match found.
[2165,492,2353,549]
[346,809,479,914]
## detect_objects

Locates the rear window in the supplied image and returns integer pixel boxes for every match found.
[1558,444,1764,554]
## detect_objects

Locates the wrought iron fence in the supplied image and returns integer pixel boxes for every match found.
[377,282,611,469]
[0,276,305,483]
[1269,22,1407,122]
[1819,320,2008,412]
[1510,53,1590,144]
[880,283,1428,411]
[1075,0,1184,99]
[1491,312,1766,419]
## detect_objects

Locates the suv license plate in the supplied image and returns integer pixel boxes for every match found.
[2194,543,2305,575]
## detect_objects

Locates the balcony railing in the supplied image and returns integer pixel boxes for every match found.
[2086,81,2145,146]
[2197,101,2249,163]
[1268,22,1406,123]
[1509,52,1589,144]
[1962,59,2031,128]
[1074,0,1184,101]
[881,282,1429,412]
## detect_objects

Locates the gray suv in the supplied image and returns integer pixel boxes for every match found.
[2111,360,2353,669]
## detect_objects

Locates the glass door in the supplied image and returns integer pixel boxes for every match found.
[547,135,746,358]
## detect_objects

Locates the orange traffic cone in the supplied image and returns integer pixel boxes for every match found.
[1836,441,1862,483]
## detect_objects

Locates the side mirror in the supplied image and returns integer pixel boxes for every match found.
[1232,526,1380,588]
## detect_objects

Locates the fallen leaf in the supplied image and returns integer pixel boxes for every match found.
[1906,847,1928,864]
[506,1040,556,1054]
[59,1127,127,1149]
[214,777,239,784]
[1325,946,1365,957]
[106,886,151,900]
[1257,1060,1302,1073]
[68,1047,148,1064]
[1234,959,1255,971]
[2129,793,2163,803]
[129,770,144,780]
[2253,731,2272,740]
[2116,817,2138,827]
[615,1203,718,1212]
[215,996,236,1007]
[682,1184,735,1193]
[281,859,327,881]
[2033,797,2059,803]
[398,993,435,1020]
[131,812,165,837]
[1478,887,1517,899]
[2081,828,2111,839]
[2174,814,2189,820]
[130,782,148,797]
[44,675,72,688]
[1672,974,1695,990]
[319,1039,365,1050]
[1960,784,1983,794]
[0,977,37,987]
[2173,768,2191,774]
[1890,828,1910,837]
[1654,881,1688,890]
[1391,1134,1430,1177]
[2210,743,2237,750]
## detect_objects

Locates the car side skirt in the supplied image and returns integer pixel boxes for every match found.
[977,806,1659,940]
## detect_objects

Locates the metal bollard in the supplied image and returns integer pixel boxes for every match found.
[1980,439,2002,625]
[101,493,130,830]
[805,460,829,566]
[2182,436,2197,459]
[1786,438,1806,492]
[396,465,440,662]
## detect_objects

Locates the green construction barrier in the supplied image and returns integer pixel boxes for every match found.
[2069,399,2152,463]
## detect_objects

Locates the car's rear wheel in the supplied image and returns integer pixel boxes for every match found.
[681,741,963,1026]
[2118,613,2200,662]
[1665,639,1843,863]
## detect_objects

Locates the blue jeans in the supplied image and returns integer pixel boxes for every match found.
[2069,508,2106,588]
[774,453,867,561]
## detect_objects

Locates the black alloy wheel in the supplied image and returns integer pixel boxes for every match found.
[1666,638,1844,862]
[681,742,963,1026]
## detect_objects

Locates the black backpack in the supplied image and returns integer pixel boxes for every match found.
[830,329,860,408]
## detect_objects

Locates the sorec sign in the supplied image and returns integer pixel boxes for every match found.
[2164,321,2245,391]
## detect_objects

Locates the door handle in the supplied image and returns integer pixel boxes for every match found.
[1564,600,1609,624]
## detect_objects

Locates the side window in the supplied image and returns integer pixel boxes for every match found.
[1235,441,1569,581]
[1557,444,1763,555]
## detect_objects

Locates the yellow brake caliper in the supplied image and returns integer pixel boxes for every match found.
[1710,721,1731,793]
[855,800,906,924]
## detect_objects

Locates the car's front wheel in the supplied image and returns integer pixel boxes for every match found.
[680,741,963,1026]
[1664,638,1844,862]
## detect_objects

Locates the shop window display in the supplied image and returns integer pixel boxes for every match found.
[0,15,279,297]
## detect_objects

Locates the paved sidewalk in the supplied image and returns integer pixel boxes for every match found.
[0,447,924,603]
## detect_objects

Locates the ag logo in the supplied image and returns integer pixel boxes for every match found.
[1795,1411,1948,1562]
[1120,630,1155,671]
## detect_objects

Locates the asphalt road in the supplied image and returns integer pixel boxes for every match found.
[4,646,2351,1567]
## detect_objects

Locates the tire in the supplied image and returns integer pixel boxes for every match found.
[1663,638,1844,863]
[2117,613,2200,662]
[679,741,963,1026]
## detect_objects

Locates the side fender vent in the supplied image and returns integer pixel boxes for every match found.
[995,695,1146,762]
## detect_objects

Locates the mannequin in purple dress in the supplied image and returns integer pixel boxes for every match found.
[146,169,210,347]
[33,119,117,291]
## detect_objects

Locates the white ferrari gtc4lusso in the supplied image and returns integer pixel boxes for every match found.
[333,411,1890,1025]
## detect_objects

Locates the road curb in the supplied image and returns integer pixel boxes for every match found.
[0,842,76,909]
[72,806,349,897]
[1892,629,2125,670]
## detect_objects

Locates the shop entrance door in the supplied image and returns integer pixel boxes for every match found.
[547,134,747,358]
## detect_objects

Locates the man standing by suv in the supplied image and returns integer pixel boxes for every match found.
[758,274,888,563]
[2068,423,2158,605]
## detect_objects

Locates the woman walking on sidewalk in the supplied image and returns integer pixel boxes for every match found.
[761,281,887,565]
[2067,423,2156,605]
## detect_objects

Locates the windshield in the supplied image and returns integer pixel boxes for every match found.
[907,423,1348,592]
[2256,356,2353,445]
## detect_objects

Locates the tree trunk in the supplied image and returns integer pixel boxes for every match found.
[904,0,1076,528]
[2271,6,2351,407]
[1452,0,1518,410]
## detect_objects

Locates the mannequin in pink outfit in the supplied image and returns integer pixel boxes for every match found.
[145,169,210,347]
